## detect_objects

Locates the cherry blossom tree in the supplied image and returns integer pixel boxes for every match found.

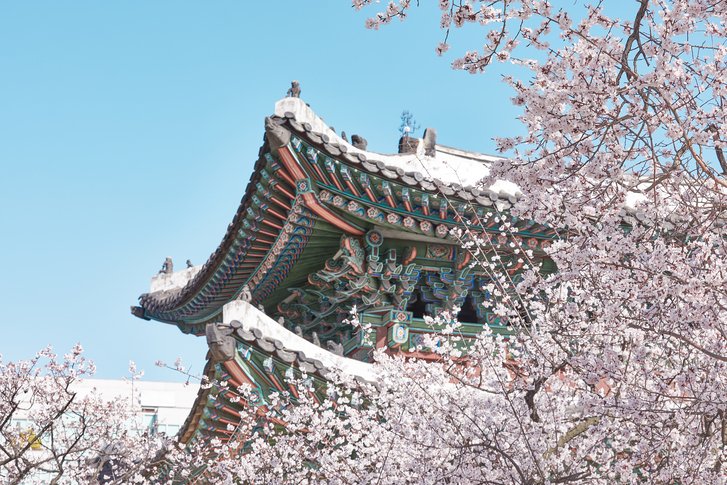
[0,346,176,484]
[0,347,243,484]
[199,1,726,483]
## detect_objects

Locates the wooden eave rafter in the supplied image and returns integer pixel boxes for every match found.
[287,134,554,241]
[135,144,303,325]
[176,321,369,446]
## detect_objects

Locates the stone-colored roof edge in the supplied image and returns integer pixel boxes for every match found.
[175,301,377,444]
[134,141,274,320]
[274,97,523,208]
[224,301,377,383]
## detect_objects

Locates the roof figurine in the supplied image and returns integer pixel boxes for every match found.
[158,257,173,275]
[326,340,344,356]
[351,134,367,150]
[238,284,252,303]
[341,131,348,142]
[186,259,194,268]
[423,128,437,157]
[286,80,301,98]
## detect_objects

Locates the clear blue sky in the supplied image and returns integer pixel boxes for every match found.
[0,1,523,380]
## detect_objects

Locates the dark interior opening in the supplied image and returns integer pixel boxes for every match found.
[456,294,479,323]
[407,289,428,319]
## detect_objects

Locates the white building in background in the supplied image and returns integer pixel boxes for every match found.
[78,379,198,436]
[10,379,198,438]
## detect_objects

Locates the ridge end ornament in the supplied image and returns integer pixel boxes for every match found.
[205,323,236,363]
[265,117,291,153]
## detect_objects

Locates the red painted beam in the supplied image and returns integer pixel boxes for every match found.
[278,146,364,236]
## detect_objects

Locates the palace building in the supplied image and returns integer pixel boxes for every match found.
[131,93,556,449]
